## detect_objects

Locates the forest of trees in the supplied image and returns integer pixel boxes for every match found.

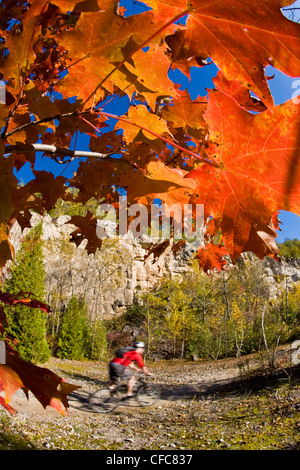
[109,257,300,362]
[2,224,299,365]
[3,223,51,363]
[0,0,299,423]
[278,239,300,259]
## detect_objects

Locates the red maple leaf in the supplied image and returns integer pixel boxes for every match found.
[195,242,229,273]
[186,89,300,264]
[0,352,80,415]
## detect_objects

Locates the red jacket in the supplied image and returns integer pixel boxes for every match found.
[111,350,145,368]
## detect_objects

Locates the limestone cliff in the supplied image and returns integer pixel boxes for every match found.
[7,214,192,319]
[6,214,300,320]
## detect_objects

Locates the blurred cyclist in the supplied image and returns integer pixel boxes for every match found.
[108,341,153,398]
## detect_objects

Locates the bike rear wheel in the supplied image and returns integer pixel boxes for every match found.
[89,388,122,413]
[135,383,161,407]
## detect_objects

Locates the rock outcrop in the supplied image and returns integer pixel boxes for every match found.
[6,214,300,319]
[7,214,193,319]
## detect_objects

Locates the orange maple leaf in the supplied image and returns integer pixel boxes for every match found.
[69,212,103,254]
[195,242,229,273]
[0,352,80,415]
[119,159,196,209]
[0,292,51,314]
[57,1,174,105]
[186,89,300,263]
[149,0,300,108]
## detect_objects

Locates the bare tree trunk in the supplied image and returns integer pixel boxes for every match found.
[235,328,244,358]
[261,306,283,370]
[222,271,230,358]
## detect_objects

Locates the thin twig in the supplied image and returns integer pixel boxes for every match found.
[4,110,92,138]
[4,106,219,168]
[99,110,220,167]
[4,143,113,162]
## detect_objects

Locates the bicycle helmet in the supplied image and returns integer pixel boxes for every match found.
[134,341,145,349]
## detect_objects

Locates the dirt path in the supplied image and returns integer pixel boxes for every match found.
[2,353,300,450]
[9,356,244,417]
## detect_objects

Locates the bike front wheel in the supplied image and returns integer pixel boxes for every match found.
[135,383,161,407]
[89,388,122,413]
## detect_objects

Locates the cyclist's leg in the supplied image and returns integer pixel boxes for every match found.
[109,362,134,396]
[108,362,119,390]
[118,366,135,397]
[127,375,135,396]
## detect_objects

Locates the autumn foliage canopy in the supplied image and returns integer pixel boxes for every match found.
[0,0,299,414]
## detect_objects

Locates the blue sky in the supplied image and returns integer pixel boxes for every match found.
[12,0,300,242]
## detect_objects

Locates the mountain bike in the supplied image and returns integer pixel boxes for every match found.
[89,375,161,413]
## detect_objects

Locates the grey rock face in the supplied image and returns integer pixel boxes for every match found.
[6,214,300,320]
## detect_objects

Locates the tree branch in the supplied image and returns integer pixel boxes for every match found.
[99,110,220,168]
[4,108,220,168]
[4,143,113,163]
[4,110,92,139]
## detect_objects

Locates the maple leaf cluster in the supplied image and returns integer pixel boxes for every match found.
[0,0,299,414]
[0,293,79,415]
